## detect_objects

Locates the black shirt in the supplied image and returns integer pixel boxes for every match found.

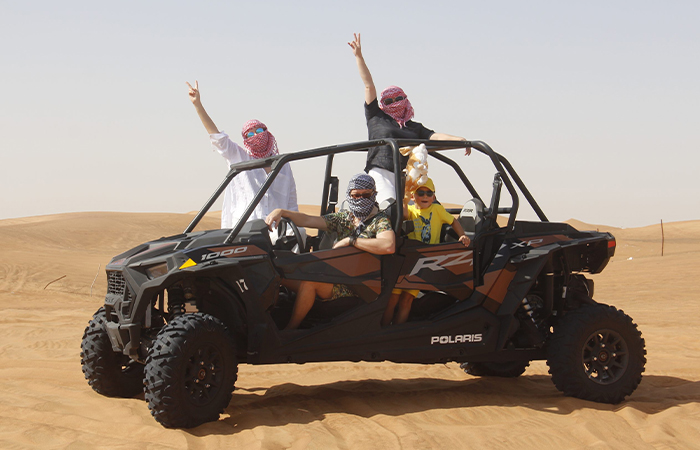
[364,99,435,172]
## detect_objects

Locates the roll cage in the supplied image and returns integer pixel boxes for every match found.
[185,139,548,242]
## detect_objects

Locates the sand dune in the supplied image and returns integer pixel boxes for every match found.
[1,211,699,449]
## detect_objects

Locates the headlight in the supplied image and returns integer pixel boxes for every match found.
[145,262,169,279]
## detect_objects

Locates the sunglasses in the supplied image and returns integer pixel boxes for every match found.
[382,95,406,106]
[245,127,266,138]
[350,191,374,199]
[415,189,434,197]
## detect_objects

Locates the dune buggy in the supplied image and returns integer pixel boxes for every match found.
[81,138,646,428]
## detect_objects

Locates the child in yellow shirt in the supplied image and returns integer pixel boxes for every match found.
[381,178,470,326]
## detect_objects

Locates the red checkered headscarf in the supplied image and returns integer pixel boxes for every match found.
[379,86,414,128]
[241,119,278,159]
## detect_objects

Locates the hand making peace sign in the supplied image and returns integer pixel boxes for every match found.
[348,33,362,58]
[186,80,200,105]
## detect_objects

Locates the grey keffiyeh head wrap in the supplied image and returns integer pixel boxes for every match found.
[346,173,377,223]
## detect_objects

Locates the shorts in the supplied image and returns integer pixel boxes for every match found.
[327,283,356,301]
[391,288,420,297]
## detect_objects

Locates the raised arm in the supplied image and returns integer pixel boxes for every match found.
[430,133,472,156]
[187,80,220,135]
[348,33,377,105]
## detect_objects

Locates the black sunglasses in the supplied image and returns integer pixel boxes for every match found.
[350,191,374,199]
[382,95,406,106]
[415,189,434,197]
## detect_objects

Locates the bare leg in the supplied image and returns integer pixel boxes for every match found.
[281,278,302,292]
[285,281,334,330]
[394,291,416,325]
[382,292,401,326]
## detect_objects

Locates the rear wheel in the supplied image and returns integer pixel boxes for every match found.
[460,361,530,378]
[144,313,237,428]
[80,307,144,397]
[547,304,646,403]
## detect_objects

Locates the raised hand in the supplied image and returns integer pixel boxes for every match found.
[348,33,362,58]
[186,80,200,105]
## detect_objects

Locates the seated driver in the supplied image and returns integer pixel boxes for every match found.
[265,174,395,330]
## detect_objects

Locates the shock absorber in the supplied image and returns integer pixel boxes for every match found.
[518,295,544,345]
[167,286,186,319]
[521,296,538,325]
[168,302,186,318]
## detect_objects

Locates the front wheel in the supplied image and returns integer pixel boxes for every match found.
[144,313,238,428]
[547,304,646,404]
[80,307,145,397]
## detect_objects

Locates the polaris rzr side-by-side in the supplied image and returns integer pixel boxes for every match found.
[80,138,646,428]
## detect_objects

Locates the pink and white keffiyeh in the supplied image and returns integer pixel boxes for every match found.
[241,119,279,159]
[379,86,414,128]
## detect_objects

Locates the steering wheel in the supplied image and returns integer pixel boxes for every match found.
[276,217,304,253]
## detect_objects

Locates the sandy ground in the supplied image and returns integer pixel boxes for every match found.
[1,210,699,449]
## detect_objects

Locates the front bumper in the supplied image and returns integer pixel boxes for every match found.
[105,321,142,359]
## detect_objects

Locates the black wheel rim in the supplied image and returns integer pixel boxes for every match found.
[581,329,629,385]
[184,344,225,406]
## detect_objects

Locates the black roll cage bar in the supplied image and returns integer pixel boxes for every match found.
[184,139,548,244]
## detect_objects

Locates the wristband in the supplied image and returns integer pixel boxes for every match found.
[349,235,357,246]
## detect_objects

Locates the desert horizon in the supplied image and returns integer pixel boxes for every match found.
[1,209,699,449]
[3,0,698,446]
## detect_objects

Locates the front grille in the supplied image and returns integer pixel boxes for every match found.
[107,271,126,296]
[107,270,133,301]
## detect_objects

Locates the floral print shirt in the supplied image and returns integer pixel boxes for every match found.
[322,210,392,240]
[320,210,393,300]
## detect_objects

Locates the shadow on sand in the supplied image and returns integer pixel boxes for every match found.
[186,374,700,435]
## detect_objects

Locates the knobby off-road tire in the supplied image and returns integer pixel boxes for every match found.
[460,361,531,378]
[547,304,646,404]
[80,307,145,397]
[144,313,238,428]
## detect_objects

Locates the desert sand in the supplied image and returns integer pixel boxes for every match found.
[1,210,699,449]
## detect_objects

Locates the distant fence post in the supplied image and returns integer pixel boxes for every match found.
[661,219,664,256]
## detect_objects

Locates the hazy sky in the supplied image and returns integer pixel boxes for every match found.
[2,1,698,228]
